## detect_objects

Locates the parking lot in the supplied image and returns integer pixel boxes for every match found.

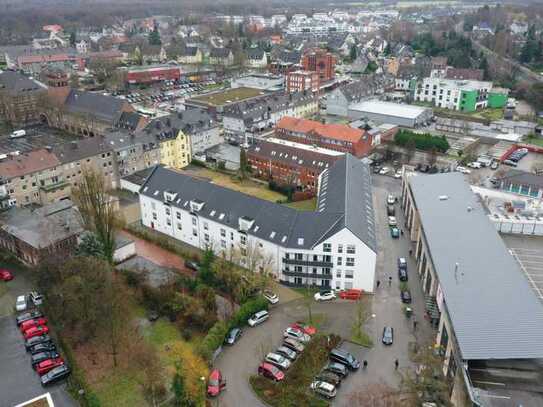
[0,266,76,407]
[212,174,435,406]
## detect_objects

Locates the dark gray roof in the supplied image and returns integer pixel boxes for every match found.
[337,76,386,103]
[121,166,157,187]
[498,169,543,189]
[64,90,127,124]
[317,155,376,250]
[52,137,111,163]
[115,111,144,131]
[139,109,217,139]
[181,46,199,56]
[0,70,47,95]
[209,48,232,58]
[140,154,375,251]
[409,172,543,360]
[247,48,265,60]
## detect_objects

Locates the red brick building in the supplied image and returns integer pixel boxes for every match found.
[301,49,336,83]
[275,117,372,158]
[126,65,181,84]
[286,70,320,93]
[247,137,344,194]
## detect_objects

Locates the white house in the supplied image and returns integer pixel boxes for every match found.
[138,155,377,292]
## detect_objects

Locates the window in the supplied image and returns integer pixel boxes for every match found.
[344,281,353,290]
[240,235,247,245]
[152,212,157,220]
[240,248,247,256]
[337,244,343,253]
[346,257,355,267]
[323,243,331,252]
[192,228,198,237]
[221,240,226,248]
[295,266,302,272]
[220,228,226,237]
[335,281,341,290]
[337,257,342,266]
[336,269,341,278]
[151,202,156,210]
[192,217,197,226]
[203,222,208,230]
[230,232,234,240]
[166,218,171,226]
[323,255,331,263]
[176,222,182,230]
[295,253,303,261]
[345,270,354,279]
[346,245,355,254]
[204,233,209,242]
[165,207,170,216]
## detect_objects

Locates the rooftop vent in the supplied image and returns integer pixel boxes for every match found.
[439,195,448,201]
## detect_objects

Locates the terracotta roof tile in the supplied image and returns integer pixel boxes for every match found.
[0,149,60,178]
[277,117,364,143]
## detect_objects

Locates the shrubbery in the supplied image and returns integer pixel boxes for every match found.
[229,296,269,328]
[394,129,450,153]
[198,320,229,361]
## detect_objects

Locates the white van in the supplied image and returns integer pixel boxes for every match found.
[10,130,26,138]
[248,310,269,327]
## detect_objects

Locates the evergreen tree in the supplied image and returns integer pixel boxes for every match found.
[198,247,216,286]
[479,56,490,80]
[171,363,188,407]
[149,25,162,46]
[349,44,357,61]
[69,32,76,47]
[239,148,249,180]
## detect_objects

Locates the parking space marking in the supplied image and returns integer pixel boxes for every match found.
[510,248,543,300]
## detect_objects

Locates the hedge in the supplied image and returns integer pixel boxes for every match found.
[394,129,450,153]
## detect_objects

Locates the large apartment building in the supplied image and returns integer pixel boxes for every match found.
[0,70,48,126]
[138,155,377,292]
[401,171,543,406]
[275,117,372,157]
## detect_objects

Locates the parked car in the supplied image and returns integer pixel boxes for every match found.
[16,310,44,326]
[382,326,394,345]
[455,166,471,174]
[339,289,362,300]
[289,322,316,336]
[283,337,305,353]
[315,371,342,388]
[503,159,518,167]
[207,369,226,397]
[263,290,279,304]
[36,357,65,376]
[29,341,57,355]
[20,317,48,333]
[25,335,52,351]
[16,295,27,312]
[265,352,291,370]
[0,269,13,281]
[323,362,348,378]
[276,346,297,361]
[490,161,499,170]
[184,260,200,271]
[390,226,400,238]
[224,327,242,345]
[388,216,397,226]
[401,290,412,304]
[310,381,337,399]
[398,257,407,271]
[314,290,336,302]
[398,268,408,281]
[248,310,269,327]
[387,204,395,216]
[394,169,402,179]
[24,325,49,340]
[379,167,390,175]
[373,166,381,174]
[467,161,482,169]
[41,364,71,386]
[258,362,284,381]
[29,291,44,306]
[284,327,310,343]
[31,351,60,368]
[387,194,396,205]
[329,348,360,370]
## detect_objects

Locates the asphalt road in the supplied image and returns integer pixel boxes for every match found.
[211,173,435,407]
[0,267,77,407]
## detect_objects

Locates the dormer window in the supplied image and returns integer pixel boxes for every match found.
[239,216,255,232]
[164,191,177,202]
[190,199,205,212]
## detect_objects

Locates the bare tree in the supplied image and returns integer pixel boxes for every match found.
[345,383,405,407]
[72,169,121,263]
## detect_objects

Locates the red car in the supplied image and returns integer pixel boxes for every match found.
[207,368,226,397]
[0,269,13,281]
[36,357,65,375]
[258,362,284,382]
[289,322,317,336]
[20,318,48,333]
[23,325,49,340]
[339,289,363,300]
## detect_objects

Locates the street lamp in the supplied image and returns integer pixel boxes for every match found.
[200,376,206,407]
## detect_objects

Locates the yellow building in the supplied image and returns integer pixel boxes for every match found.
[159,129,192,169]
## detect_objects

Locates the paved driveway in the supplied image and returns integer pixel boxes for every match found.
[0,266,77,407]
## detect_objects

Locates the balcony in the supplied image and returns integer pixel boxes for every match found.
[282,257,333,268]
[282,269,332,279]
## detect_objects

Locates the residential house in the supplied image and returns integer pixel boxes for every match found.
[275,117,372,158]
[301,49,336,82]
[246,48,268,68]
[286,70,320,93]
[138,155,377,292]
[208,48,234,66]
[178,46,203,64]
[326,76,391,117]
[0,70,48,126]
[0,199,83,265]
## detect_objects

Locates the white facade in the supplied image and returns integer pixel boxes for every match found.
[189,127,222,154]
[414,77,492,111]
[139,192,376,292]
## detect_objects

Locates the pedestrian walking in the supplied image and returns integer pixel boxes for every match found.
[376,280,381,289]
[363,360,368,369]
[413,318,418,332]
[388,276,392,287]
[394,359,399,370]
[400,229,404,236]
[409,249,413,256]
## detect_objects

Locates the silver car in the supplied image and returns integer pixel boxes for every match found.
[276,346,297,361]
[265,352,291,370]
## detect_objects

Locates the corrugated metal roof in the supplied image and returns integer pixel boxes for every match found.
[410,173,543,360]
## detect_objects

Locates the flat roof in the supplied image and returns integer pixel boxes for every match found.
[189,87,266,107]
[409,172,543,360]
[265,137,345,156]
[350,100,430,119]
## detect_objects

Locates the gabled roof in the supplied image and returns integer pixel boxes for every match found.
[409,172,543,360]
[64,90,128,124]
[0,71,47,95]
[0,149,60,178]
[277,117,365,144]
[140,154,375,251]
[209,47,232,58]
[181,46,200,56]
[139,109,216,140]
[247,48,265,60]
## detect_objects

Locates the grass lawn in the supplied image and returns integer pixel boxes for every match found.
[524,135,543,148]
[351,325,374,348]
[190,87,264,106]
[285,198,317,211]
[93,371,145,407]
[469,108,504,121]
[186,167,285,202]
